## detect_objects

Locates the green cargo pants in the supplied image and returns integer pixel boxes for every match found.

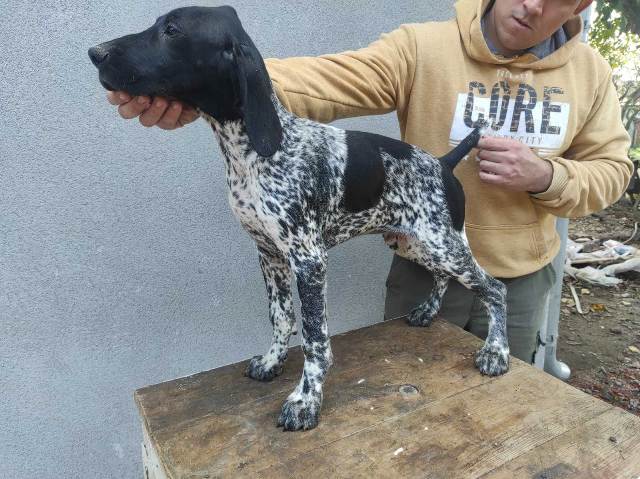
[384,254,556,364]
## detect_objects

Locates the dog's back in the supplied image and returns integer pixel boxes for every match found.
[271,110,471,250]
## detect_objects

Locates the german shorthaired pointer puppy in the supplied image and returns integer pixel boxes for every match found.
[89,5,509,431]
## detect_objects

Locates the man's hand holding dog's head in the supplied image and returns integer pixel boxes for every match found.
[106,91,199,130]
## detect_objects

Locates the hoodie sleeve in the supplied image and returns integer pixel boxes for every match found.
[264,25,417,124]
[530,70,633,218]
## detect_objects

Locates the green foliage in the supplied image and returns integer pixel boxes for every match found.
[630,147,640,160]
[596,0,640,36]
[588,2,640,141]
[619,82,640,134]
[588,14,640,70]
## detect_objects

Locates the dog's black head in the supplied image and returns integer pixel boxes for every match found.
[89,6,282,156]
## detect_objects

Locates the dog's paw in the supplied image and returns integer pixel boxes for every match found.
[406,307,436,327]
[475,344,510,376]
[244,355,284,382]
[277,395,321,431]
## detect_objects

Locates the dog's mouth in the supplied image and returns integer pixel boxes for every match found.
[98,69,177,100]
[98,66,141,93]
[99,77,117,92]
[90,42,197,104]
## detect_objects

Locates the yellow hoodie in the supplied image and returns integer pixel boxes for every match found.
[265,0,632,278]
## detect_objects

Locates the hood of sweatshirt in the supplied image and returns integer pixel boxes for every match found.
[455,0,584,69]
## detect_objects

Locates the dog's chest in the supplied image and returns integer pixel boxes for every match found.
[206,119,279,242]
[227,169,273,233]
[224,154,291,249]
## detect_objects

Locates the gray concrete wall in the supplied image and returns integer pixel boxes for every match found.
[0,1,454,477]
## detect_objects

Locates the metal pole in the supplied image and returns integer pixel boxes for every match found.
[539,5,593,380]
[542,218,571,379]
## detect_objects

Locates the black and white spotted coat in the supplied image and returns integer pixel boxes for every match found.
[202,95,509,431]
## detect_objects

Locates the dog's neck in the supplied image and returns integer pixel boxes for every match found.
[202,113,253,172]
[184,85,243,124]
[200,93,293,164]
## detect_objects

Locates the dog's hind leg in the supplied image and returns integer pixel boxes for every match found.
[385,232,449,327]
[406,230,509,376]
[407,271,449,327]
[443,251,509,376]
[277,248,332,431]
[245,248,297,381]
[455,260,509,376]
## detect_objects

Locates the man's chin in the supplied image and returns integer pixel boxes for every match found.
[496,39,531,56]
[501,33,539,54]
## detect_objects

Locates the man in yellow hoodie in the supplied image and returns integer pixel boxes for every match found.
[106,0,632,364]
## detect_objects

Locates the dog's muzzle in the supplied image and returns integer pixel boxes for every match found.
[88,46,109,67]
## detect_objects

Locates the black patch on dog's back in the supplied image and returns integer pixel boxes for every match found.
[440,166,465,231]
[343,131,411,212]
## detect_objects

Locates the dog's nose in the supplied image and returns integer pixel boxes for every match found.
[88,46,109,66]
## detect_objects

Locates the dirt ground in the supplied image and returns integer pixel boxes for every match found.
[557,199,640,416]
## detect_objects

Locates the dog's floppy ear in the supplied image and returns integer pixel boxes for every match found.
[231,42,282,157]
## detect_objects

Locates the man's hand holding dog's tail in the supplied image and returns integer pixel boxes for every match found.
[476,136,553,194]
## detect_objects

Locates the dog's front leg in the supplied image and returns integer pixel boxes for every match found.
[277,250,332,431]
[245,248,297,381]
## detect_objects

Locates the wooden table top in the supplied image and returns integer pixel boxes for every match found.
[135,318,640,478]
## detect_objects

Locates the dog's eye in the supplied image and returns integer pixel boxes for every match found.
[164,23,180,37]
[222,49,234,62]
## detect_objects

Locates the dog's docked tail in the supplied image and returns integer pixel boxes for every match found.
[439,121,493,170]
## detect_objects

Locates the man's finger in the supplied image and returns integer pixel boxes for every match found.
[157,102,183,130]
[139,97,169,127]
[107,91,132,106]
[478,160,509,176]
[479,170,506,185]
[179,105,200,126]
[477,136,512,151]
[118,96,151,119]
[476,148,508,163]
